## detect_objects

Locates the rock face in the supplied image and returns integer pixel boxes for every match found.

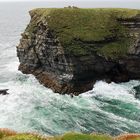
[17,8,140,95]
[0,89,9,95]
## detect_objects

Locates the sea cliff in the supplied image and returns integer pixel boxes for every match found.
[17,8,140,95]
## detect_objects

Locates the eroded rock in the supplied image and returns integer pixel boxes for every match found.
[17,8,140,95]
[0,89,9,95]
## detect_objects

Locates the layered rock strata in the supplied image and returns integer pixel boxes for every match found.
[17,8,140,95]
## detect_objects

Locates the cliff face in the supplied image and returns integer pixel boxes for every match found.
[17,8,140,95]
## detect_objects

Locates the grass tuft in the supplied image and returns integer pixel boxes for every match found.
[0,130,140,140]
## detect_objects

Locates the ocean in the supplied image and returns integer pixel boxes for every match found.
[0,1,140,136]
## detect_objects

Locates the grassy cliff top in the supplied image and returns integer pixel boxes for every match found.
[1,129,140,140]
[27,8,140,58]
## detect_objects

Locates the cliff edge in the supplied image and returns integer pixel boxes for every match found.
[17,8,140,95]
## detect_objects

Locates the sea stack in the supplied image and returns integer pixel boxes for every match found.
[17,8,140,95]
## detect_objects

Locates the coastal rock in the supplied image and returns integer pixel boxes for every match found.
[17,8,140,95]
[0,89,9,95]
[134,85,140,99]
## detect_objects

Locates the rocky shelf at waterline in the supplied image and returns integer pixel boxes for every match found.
[1,129,140,140]
[17,8,140,95]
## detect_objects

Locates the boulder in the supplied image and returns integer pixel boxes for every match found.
[0,89,9,95]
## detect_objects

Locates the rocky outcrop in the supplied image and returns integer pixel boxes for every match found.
[134,85,140,99]
[17,8,140,95]
[0,89,9,95]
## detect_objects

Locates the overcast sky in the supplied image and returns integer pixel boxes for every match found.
[0,0,140,2]
[0,0,140,9]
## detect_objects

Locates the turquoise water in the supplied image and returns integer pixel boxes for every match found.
[0,1,140,136]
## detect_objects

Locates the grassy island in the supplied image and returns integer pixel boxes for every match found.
[26,8,140,58]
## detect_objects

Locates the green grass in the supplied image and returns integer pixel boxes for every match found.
[1,134,43,140]
[0,130,140,140]
[0,132,113,140]
[96,38,135,58]
[59,132,112,140]
[25,8,140,58]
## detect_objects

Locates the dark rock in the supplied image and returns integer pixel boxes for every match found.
[134,85,140,99]
[0,89,9,95]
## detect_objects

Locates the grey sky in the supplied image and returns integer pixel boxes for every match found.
[0,0,140,2]
[0,0,140,9]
